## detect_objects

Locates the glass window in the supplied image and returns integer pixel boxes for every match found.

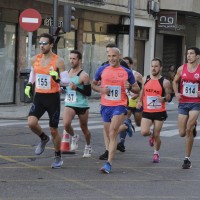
[0,23,16,104]
[82,33,115,79]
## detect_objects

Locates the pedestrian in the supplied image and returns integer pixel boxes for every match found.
[138,58,171,163]
[24,33,69,168]
[117,56,143,152]
[63,50,92,158]
[92,47,140,173]
[167,64,176,102]
[98,44,134,160]
[173,46,200,169]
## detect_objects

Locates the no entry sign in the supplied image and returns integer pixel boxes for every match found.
[19,8,42,32]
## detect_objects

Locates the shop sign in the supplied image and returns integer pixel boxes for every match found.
[157,11,186,33]
[43,17,63,28]
[157,11,177,31]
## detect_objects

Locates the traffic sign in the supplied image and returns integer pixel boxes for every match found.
[19,8,42,32]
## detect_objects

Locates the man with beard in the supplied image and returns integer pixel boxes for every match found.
[137,58,171,163]
[173,47,200,169]
[63,50,92,158]
[24,33,69,168]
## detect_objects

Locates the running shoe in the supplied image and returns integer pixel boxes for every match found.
[193,122,197,138]
[51,156,63,169]
[99,150,108,160]
[117,142,125,152]
[100,161,112,174]
[153,153,160,163]
[83,145,92,158]
[71,134,79,151]
[124,118,135,137]
[182,158,192,169]
[35,136,50,155]
[149,132,154,147]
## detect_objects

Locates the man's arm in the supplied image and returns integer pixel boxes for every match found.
[69,71,91,96]
[55,57,69,85]
[163,79,171,102]
[91,80,110,95]
[173,66,183,101]
[137,76,145,102]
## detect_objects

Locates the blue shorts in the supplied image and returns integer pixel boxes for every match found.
[178,103,200,115]
[100,105,127,122]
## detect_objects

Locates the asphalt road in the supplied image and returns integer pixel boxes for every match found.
[0,111,200,200]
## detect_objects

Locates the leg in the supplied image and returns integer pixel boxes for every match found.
[108,114,126,165]
[134,111,142,127]
[63,107,76,136]
[153,120,164,152]
[140,118,153,136]
[185,110,200,157]
[28,116,43,136]
[178,114,188,137]
[28,116,50,156]
[99,124,110,160]
[78,109,91,145]
[50,127,61,152]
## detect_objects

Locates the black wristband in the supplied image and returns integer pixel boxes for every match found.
[163,97,167,102]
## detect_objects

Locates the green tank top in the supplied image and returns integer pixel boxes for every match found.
[64,70,89,108]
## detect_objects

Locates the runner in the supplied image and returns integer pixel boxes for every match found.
[25,33,69,168]
[92,47,140,173]
[173,47,200,169]
[138,58,171,163]
[63,50,92,158]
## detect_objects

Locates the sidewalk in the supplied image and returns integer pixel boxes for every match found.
[0,97,178,120]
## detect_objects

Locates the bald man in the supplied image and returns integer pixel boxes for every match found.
[92,48,140,173]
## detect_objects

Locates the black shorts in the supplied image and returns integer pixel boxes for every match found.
[66,106,89,115]
[29,92,60,128]
[142,111,167,121]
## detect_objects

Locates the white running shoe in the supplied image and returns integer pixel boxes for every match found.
[83,145,92,158]
[70,134,79,151]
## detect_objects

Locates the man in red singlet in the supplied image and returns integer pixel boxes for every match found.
[24,33,69,168]
[138,58,171,163]
[173,47,200,169]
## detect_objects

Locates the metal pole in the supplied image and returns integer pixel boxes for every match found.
[27,32,33,68]
[129,0,135,60]
[52,0,58,53]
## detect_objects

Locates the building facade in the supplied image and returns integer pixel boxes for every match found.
[1,0,200,105]
[0,0,155,105]
[155,0,200,76]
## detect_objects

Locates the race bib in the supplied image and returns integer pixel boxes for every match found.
[36,74,51,90]
[147,96,161,109]
[183,82,198,97]
[65,90,77,103]
[105,85,121,100]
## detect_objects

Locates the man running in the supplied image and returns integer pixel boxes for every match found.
[117,56,143,152]
[173,47,200,169]
[92,47,140,173]
[138,58,171,163]
[63,50,92,158]
[24,33,69,168]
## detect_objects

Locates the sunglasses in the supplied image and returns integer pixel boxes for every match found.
[39,41,49,46]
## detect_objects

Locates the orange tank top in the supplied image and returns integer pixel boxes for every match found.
[34,54,60,93]
[143,75,166,112]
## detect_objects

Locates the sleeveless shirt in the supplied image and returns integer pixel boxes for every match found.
[179,63,200,103]
[143,75,166,112]
[64,70,89,108]
[34,53,60,93]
